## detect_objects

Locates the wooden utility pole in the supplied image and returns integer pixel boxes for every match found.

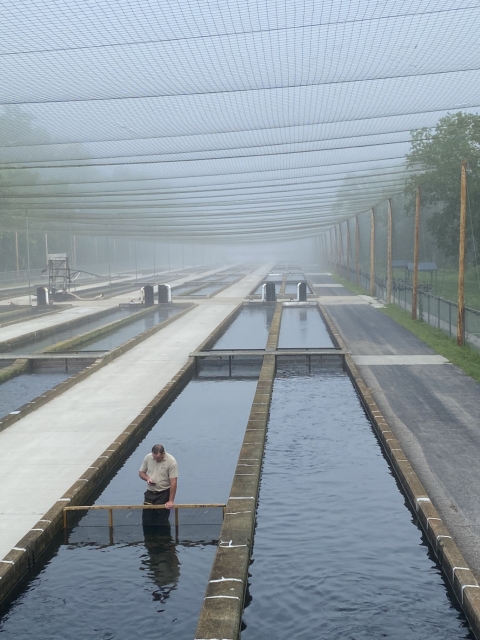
[369,208,375,297]
[338,223,344,276]
[457,160,467,345]
[355,216,360,286]
[334,226,339,273]
[328,232,333,269]
[15,231,19,272]
[387,199,393,304]
[412,186,421,320]
[346,220,351,279]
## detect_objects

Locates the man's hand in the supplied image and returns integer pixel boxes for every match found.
[165,501,174,509]
[139,471,155,485]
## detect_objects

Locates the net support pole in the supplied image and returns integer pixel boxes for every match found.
[346,220,351,279]
[26,216,32,306]
[369,208,375,297]
[338,223,344,276]
[387,198,393,304]
[457,160,467,346]
[412,187,421,320]
[334,226,338,274]
[355,216,360,286]
[15,231,19,273]
[329,228,334,272]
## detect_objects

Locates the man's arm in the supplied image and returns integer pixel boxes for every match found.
[139,471,154,485]
[166,477,177,509]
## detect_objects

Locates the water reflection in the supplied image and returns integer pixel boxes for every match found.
[142,515,180,605]
[278,306,334,348]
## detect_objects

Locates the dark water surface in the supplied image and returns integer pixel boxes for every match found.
[254,282,281,295]
[284,282,312,295]
[0,371,71,417]
[0,379,257,639]
[212,306,275,350]
[278,305,334,348]
[242,372,472,640]
[78,307,179,352]
[10,308,136,354]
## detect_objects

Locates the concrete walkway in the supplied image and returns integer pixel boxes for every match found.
[0,265,268,562]
[317,275,480,579]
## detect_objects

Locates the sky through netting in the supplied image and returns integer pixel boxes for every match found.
[1,0,480,242]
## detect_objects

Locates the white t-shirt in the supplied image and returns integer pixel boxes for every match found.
[140,452,178,492]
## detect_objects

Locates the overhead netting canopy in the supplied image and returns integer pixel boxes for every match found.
[1,0,480,242]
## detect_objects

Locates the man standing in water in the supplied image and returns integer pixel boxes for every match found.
[139,444,178,511]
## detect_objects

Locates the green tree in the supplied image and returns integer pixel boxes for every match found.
[405,112,480,258]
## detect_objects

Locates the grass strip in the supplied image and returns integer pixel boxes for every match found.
[380,304,480,382]
[332,273,480,382]
[333,274,369,296]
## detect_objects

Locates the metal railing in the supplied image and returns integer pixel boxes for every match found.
[334,262,480,352]
[63,503,226,529]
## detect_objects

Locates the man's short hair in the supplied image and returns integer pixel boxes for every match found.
[152,444,165,455]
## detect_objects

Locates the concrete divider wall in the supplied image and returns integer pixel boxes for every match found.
[0,306,68,329]
[41,303,167,353]
[0,358,30,384]
[195,302,283,640]
[0,306,159,384]
[0,306,118,353]
[319,303,480,639]
[0,298,251,607]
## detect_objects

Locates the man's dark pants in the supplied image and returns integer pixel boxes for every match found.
[143,488,170,528]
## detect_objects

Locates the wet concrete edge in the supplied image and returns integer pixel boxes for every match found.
[0,305,69,329]
[0,300,245,606]
[194,301,283,640]
[319,302,480,640]
[0,303,194,433]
